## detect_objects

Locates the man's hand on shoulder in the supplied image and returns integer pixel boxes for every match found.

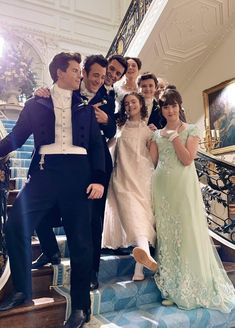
[34,87,51,98]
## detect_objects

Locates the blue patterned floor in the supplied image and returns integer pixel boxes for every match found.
[52,253,235,328]
[94,303,235,328]
[3,119,235,327]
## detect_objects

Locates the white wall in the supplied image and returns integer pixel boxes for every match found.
[183,26,235,161]
[0,0,130,86]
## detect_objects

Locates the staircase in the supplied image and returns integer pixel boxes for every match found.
[0,118,235,328]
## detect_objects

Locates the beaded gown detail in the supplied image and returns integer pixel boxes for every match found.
[152,124,235,312]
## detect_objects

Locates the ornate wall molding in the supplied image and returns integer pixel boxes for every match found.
[0,0,123,49]
[0,1,129,87]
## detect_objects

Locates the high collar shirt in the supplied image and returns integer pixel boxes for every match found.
[39,83,87,155]
[145,99,154,121]
[104,84,113,94]
[80,80,95,101]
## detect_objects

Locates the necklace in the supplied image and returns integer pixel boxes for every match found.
[123,83,138,91]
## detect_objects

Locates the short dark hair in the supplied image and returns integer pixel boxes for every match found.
[165,84,177,90]
[137,72,158,87]
[125,57,142,70]
[108,55,128,77]
[117,92,147,127]
[83,54,108,74]
[49,52,81,83]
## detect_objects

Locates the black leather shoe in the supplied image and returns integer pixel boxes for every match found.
[64,309,90,327]
[32,252,61,269]
[90,271,99,291]
[0,292,32,311]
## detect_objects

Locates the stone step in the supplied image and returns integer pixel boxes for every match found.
[53,255,138,287]
[2,241,235,328]
[53,255,235,315]
[95,275,160,315]
[17,144,34,152]
[8,190,20,205]
[32,267,54,295]
[9,158,31,168]
[0,290,66,328]
[11,151,32,159]
[9,177,27,190]
[2,120,16,124]
[91,301,235,328]
[54,274,160,319]
[2,119,17,126]
[10,167,28,178]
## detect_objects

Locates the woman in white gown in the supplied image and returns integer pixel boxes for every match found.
[114,57,142,112]
[102,92,156,281]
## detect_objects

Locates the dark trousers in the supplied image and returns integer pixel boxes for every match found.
[35,206,61,257]
[5,155,92,310]
[91,147,112,273]
[36,147,113,275]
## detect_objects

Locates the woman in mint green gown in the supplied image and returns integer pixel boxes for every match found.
[133,88,235,313]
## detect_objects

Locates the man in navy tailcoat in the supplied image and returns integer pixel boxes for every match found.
[0,52,105,328]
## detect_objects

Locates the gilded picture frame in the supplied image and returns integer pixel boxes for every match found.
[203,78,235,154]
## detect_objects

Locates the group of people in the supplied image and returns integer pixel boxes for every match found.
[0,51,234,328]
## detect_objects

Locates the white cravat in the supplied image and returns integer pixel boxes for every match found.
[104,84,113,94]
[39,83,87,155]
[80,80,95,101]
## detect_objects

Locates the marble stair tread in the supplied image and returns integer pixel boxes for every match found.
[10,177,27,190]
[10,158,31,167]
[18,144,34,152]
[92,301,235,328]
[53,252,143,287]
[53,275,161,317]
[11,150,33,159]
[95,276,160,315]
[53,257,134,287]
[2,119,17,125]
[99,255,138,282]
[10,167,28,178]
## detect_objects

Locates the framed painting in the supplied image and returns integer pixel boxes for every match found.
[203,78,235,154]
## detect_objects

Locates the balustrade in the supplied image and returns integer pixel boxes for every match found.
[196,151,235,244]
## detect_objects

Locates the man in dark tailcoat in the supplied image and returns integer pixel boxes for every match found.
[32,54,128,291]
[81,54,128,290]
[0,52,105,328]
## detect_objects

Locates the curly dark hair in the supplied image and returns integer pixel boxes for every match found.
[117,92,148,127]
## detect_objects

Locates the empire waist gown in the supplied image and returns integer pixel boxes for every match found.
[102,120,156,249]
[152,124,235,312]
